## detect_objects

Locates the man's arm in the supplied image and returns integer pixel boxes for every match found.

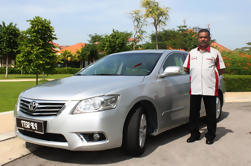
[183,53,190,74]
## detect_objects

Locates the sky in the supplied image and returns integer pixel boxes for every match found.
[0,0,250,50]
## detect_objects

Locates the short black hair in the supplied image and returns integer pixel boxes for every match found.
[198,29,210,37]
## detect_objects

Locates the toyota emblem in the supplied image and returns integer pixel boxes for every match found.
[29,101,38,111]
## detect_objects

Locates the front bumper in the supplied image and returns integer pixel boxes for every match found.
[16,100,125,151]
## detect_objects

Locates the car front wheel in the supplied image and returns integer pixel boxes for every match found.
[123,107,148,156]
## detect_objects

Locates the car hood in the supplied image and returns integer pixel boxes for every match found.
[21,76,145,100]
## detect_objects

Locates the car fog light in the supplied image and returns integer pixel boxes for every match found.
[93,133,100,141]
[78,133,106,142]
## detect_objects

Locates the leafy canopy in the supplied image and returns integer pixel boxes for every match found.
[0,22,20,59]
[141,0,169,49]
[130,10,146,49]
[151,25,198,51]
[16,16,57,75]
[101,30,132,55]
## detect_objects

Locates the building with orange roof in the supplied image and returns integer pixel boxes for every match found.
[211,42,231,52]
[59,43,86,54]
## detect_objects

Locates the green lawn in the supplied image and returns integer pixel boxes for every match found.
[0,74,72,79]
[0,82,39,112]
[0,74,72,113]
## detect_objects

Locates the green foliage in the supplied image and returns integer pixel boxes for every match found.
[88,33,104,44]
[81,43,99,64]
[60,50,73,61]
[0,67,21,74]
[0,22,20,58]
[221,51,251,75]
[141,0,169,49]
[130,10,146,49]
[0,67,80,74]
[101,29,132,55]
[0,22,20,78]
[54,67,80,74]
[16,16,57,84]
[151,25,198,50]
[224,75,251,92]
[141,42,155,49]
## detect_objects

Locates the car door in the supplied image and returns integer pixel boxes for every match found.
[157,52,190,131]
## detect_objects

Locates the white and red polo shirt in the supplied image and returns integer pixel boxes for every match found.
[183,46,226,96]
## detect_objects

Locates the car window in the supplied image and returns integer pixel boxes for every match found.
[163,53,186,74]
[181,53,188,62]
[78,53,162,76]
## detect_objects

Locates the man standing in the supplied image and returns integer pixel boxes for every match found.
[183,29,225,145]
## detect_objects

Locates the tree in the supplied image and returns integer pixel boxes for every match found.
[101,29,132,55]
[130,10,146,50]
[89,33,104,44]
[16,16,57,85]
[0,22,20,78]
[88,33,105,53]
[150,25,198,51]
[142,0,169,49]
[81,44,98,65]
[58,50,73,68]
[75,49,85,68]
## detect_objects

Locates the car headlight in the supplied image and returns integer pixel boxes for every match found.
[72,95,119,114]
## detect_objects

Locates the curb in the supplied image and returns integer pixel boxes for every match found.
[0,111,13,115]
[0,132,16,142]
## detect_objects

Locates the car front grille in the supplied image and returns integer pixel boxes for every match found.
[19,98,65,116]
[18,129,67,142]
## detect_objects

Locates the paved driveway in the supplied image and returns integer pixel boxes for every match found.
[3,102,251,166]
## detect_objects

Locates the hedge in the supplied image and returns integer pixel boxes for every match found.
[0,67,22,74]
[0,67,81,74]
[222,51,251,75]
[224,75,251,92]
[54,67,81,74]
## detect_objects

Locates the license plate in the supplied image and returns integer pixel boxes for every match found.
[16,117,45,134]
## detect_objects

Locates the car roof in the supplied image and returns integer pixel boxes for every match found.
[111,49,187,55]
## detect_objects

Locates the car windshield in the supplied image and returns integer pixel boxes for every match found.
[77,53,162,76]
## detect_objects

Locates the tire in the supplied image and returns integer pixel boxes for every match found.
[123,107,148,156]
[216,95,222,122]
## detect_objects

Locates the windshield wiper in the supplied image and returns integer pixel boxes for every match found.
[74,73,84,76]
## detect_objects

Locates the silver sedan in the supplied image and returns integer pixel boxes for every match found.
[15,50,225,156]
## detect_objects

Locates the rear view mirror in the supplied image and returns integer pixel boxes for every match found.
[159,66,181,78]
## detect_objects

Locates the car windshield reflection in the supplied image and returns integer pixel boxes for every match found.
[76,53,162,76]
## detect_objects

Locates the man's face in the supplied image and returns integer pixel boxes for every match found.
[198,32,210,47]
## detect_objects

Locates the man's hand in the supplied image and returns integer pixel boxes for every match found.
[184,67,189,73]
[219,69,224,75]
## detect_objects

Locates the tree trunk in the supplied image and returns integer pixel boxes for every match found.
[36,73,38,85]
[155,26,158,50]
[5,56,8,78]
[42,72,45,81]
[80,59,83,68]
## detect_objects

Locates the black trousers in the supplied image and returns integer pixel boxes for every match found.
[189,95,216,140]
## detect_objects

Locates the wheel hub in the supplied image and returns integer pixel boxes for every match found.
[139,114,147,148]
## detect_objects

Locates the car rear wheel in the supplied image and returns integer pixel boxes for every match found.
[123,107,148,156]
[216,96,222,121]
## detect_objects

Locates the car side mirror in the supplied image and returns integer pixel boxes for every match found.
[159,66,182,78]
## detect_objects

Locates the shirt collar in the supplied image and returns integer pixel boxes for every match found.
[198,45,211,52]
